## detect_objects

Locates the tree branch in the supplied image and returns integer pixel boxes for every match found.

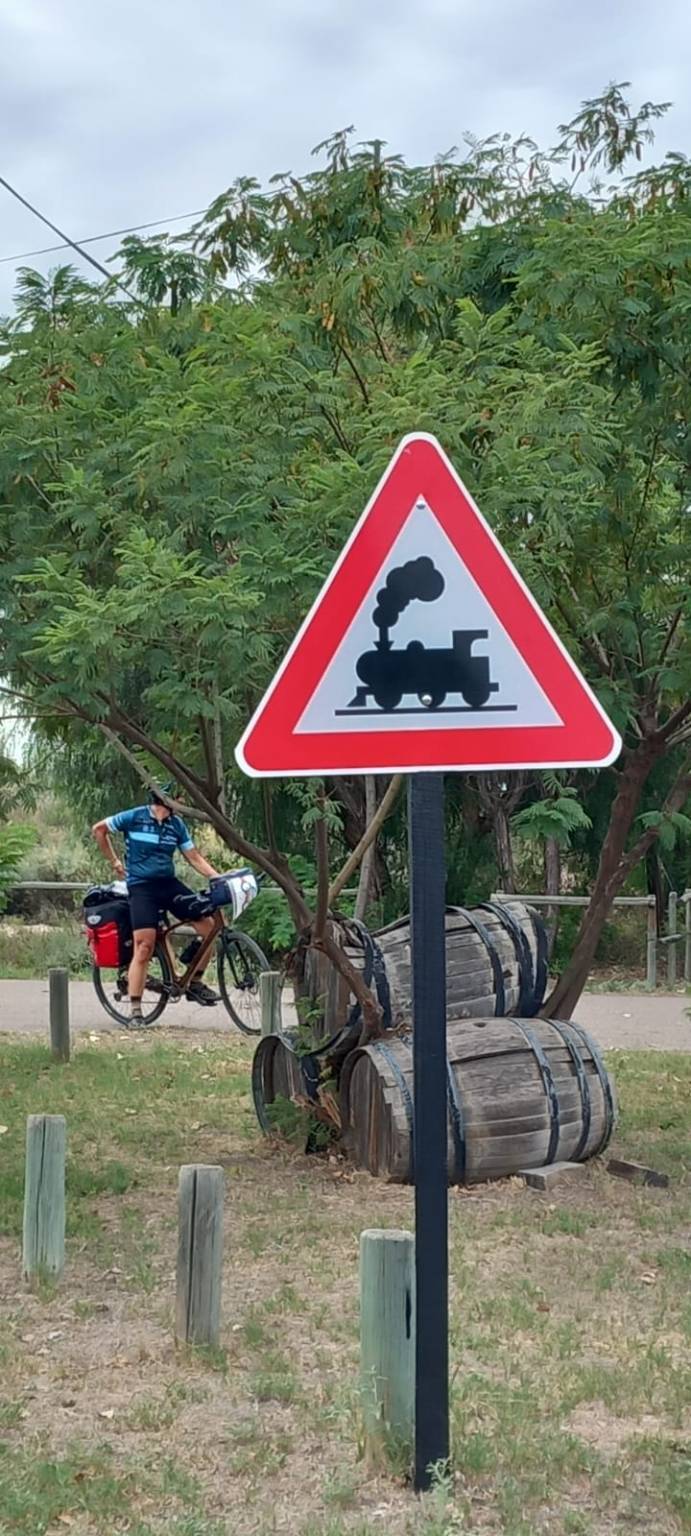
[362,297,392,364]
[328,774,402,907]
[354,775,377,922]
[655,698,691,745]
[336,341,370,406]
[313,787,330,944]
[549,588,612,679]
[262,782,278,857]
[97,725,213,823]
[103,704,311,918]
[657,605,684,668]
[319,403,352,455]
[198,714,217,796]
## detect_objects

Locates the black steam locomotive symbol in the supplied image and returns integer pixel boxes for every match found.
[347,556,499,714]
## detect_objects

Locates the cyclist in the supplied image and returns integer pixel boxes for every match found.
[92,786,220,1021]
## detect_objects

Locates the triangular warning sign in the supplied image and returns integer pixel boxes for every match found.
[235,434,621,777]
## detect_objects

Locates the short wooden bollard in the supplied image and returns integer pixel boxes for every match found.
[260,970,281,1037]
[49,967,70,1063]
[176,1165,224,1347]
[360,1229,415,1462]
[22,1114,66,1281]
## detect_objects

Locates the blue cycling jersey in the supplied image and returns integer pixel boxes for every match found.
[105,805,194,885]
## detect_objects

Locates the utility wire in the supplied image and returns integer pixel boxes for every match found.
[0,208,208,265]
[0,172,140,304]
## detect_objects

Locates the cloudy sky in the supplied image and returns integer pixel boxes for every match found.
[1,0,690,315]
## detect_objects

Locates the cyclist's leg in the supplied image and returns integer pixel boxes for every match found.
[128,882,164,1016]
[169,882,215,976]
[128,928,157,1012]
[168,881,218,1003]
[189,917,216,975]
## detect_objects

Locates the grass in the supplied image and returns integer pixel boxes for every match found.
[0,1034,689,1535]
[0,919,91,980]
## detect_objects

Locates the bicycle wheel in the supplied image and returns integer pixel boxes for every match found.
[217,931,270,1035]
[92,942,172,1027]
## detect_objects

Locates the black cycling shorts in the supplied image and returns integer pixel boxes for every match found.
[128,877,198,933]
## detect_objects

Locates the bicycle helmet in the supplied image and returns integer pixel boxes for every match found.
[148,781,176,807]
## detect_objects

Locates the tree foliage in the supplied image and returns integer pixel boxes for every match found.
[0,83,689,1014]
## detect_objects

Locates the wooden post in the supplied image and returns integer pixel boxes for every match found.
[360,1229,415,1462]
[646,901,657,991]
[667,891,678,987]
[49,967,70,1063]
[260,970,281,1037]
[684,893,691,985]
[176,1165,224,1346]
[22,1114,66,1281]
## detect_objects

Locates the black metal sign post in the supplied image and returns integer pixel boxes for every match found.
[408,771,449,1491]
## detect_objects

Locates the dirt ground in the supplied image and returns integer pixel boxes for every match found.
[0,977,689,1052]
[1,1033,690,1536]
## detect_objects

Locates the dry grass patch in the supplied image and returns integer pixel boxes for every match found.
[0,1033,688,1535]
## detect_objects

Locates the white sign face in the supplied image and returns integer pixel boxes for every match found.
[296,500,561,737]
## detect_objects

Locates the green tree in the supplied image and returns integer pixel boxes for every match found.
[0,84,689,1019]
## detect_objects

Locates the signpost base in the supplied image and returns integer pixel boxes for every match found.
[408,773,449,1490]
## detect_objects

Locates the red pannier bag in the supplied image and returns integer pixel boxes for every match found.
[83,887,132,970]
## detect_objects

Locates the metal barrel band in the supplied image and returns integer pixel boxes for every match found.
[251,1036,277,1134]
[547,1019,592,1162]
[477,900,534,1015]
[446,905,506,1016]
[348,920,394,1033]
[529,906,549,1017]
[304,923,395,1079]
[512,1020,561,1165]
[372,1038,415,1179]
[326,922,391,1056]
[567,1020,616,1154]
[445,1057,466,1183]
[299,1051,322,1104]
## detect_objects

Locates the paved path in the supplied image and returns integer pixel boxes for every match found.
[0,979,689,1051]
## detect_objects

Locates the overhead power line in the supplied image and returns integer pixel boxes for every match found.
[0,172,139,303]
[0,208,208,265]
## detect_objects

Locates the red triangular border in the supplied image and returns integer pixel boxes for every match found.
[236,434,621,776]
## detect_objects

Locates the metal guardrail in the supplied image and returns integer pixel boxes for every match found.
[493,890,691,989]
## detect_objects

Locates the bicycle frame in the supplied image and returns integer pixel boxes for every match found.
[157,907,227,994]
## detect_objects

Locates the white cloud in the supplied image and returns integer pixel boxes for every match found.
[0,0,689,312]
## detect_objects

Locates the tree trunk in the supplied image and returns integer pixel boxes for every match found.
[542,743,660,1019]
[543,836,561,957]
[330,775,388,898]
[645,846,664,937]
[212,690,226,816]
[494,804,516,893]
[354,776,377,922]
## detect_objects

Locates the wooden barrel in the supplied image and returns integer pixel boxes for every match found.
[340,1017,616,1185]
[252,1034,306,1134]
[299,902,548,1042]
[373,899,548,1024]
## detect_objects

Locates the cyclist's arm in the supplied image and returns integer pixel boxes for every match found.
[182,846,219,880]
[92,820,125,878]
